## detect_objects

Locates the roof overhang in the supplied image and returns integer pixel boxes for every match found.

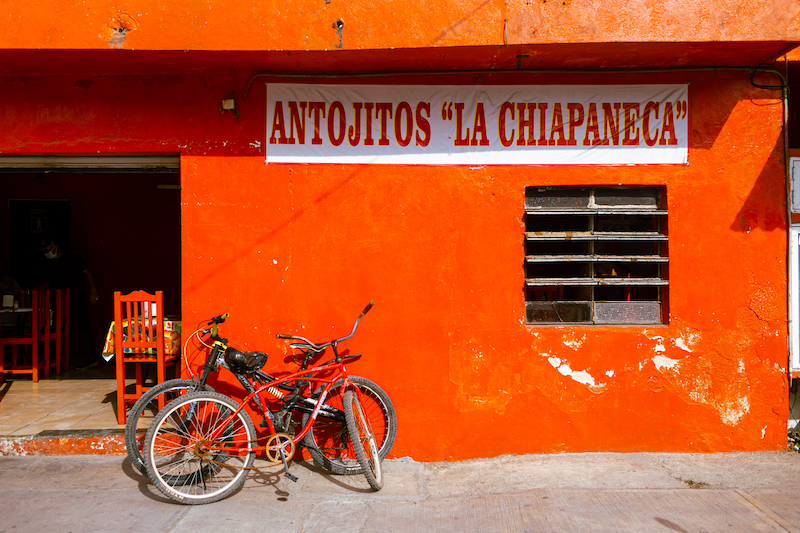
[0,42,797,77]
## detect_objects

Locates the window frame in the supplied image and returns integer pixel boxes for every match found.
[524,185,669,325]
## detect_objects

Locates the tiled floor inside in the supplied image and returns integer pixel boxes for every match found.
[0,361,133,436]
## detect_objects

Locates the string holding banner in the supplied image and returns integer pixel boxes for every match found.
[266,83,689,165]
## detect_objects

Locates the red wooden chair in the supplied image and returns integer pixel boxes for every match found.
[48,288,70,375]
[0,290,50,382]
[114,290,180,424]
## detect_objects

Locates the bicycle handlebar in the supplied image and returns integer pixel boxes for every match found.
[360,301,374,317]
[200,313,229,340]
[276,301,375,349]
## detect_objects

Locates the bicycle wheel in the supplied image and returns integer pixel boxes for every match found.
[343,389,383,490]
[125,378,214,475]
[302,376,396,475]
[143,391,256,505]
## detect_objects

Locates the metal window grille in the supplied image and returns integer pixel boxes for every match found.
[524,186,668,324]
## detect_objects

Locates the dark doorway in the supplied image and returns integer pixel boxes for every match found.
[1,171,181,366]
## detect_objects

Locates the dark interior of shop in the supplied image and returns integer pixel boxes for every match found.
[0,171,181,372]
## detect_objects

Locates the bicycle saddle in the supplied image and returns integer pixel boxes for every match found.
[224,347,268,374]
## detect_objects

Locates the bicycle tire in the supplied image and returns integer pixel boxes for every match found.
[125,378,214,475]
[302,376,396,475]
[343,389,383,490]
[143,391,256,505]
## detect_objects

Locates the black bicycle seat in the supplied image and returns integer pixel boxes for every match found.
[224,347,268,374]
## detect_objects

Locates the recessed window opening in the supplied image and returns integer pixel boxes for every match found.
[524,186,668,325]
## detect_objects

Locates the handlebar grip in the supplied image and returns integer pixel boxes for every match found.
[208,313,229,325]
[276,333,292,339]
[360,301,375,317]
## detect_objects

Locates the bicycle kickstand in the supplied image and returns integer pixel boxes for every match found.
[280,448,298,483]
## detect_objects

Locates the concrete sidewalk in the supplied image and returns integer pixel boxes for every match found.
[2,452,800,532]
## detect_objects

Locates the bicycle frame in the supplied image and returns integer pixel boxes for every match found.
[199,353,365,455]
[200,301,376,453]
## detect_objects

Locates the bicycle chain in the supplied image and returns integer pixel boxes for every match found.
[190,432,296,471]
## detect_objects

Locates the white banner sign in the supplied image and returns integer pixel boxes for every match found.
[266,84,689,165]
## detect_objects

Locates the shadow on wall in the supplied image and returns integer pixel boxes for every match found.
[788,60,800,150]
[184,164,369,297]
[683,69,786,234]
[730,140,787,233]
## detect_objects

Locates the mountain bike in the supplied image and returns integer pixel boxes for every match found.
[125,311,395,477]
[142,302,386,504]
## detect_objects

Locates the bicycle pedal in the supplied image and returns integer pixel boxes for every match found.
[285,472,298,482]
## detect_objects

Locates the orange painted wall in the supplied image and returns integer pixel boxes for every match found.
[1,0,798,51]
[0,65,789,459]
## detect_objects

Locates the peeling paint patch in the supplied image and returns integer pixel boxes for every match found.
[546,356,605,390]
[563,335,586,351]
[107,13,138,49]
[682,372,752,427]
[333,19,344,49]
[109,27,129,48]
[567,369,597,387]
[0,433,127,456]
[653,355,680,371]
[674,336,694,352]
[449,337,535,414]
[720,396,750,426]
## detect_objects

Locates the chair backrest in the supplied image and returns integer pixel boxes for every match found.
[1,289,47,340]
[114,290,164,357]
[33,289,50,336]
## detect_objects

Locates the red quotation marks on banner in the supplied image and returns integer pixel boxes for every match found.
[497,101,683,148]
[441,102,491,147]
[675,100,688,119]
[269,101,432,147]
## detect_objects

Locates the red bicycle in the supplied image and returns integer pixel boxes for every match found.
[142,303,384,504]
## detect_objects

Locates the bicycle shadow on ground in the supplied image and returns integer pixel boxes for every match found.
[120,453,375,504]
[119,455,199,505]
[247,457,378,499]
[298,458,377,494]
[243,463,291,501]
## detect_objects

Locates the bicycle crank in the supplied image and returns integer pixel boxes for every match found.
[265,433,298,482]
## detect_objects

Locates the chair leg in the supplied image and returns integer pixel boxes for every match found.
[54,336,61,376]
[31,339,38,383]
[116,355,126,425]
[42,338,50,380]
[63,332,69,373]
[0,344,6,383]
